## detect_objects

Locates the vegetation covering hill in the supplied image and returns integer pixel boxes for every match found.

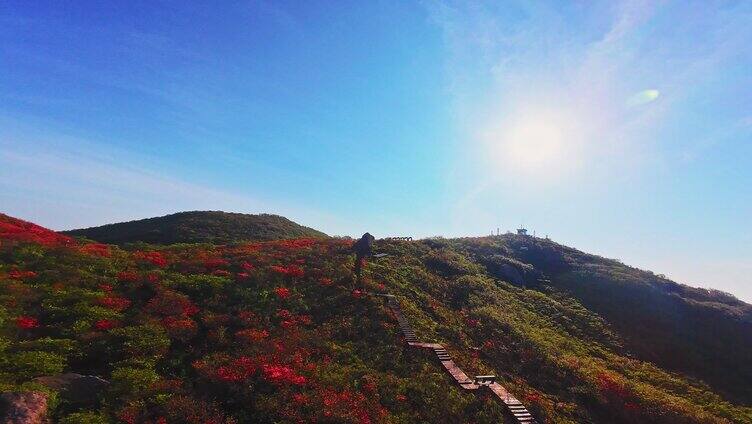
[1,212,751,423]
[64,211,327,245]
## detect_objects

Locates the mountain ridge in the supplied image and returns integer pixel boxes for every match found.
[63,210,327,244]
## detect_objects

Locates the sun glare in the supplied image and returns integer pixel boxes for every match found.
[483,108,583,179]
[505,118,565,170]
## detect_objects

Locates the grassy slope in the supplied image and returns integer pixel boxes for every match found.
[451,235,752,404]
[63,211,328,245]
[1,214,751,423]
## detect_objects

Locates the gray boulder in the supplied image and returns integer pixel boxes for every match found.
[34,373,108,405]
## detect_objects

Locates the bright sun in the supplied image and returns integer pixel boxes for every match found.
[483,107,583,179]
[505,118,566,170]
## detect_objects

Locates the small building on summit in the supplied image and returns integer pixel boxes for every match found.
[516,228,528,236]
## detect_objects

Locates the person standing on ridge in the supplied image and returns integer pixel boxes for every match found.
[352,232,375,284]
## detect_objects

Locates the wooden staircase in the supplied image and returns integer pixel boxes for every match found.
[379,294,538,423]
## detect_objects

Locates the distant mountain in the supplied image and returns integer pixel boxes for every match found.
[64,211,327,244]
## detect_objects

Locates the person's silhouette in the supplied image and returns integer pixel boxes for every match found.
[352,232,375,283]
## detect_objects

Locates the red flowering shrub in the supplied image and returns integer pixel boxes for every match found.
[8,270,37,280]
[318,388,375,423]
[275,287,291,299]
[524,392,542,404]
[204,258,229,270]
[146,290,199,317]
[79,243,111,257]
[99,296,132,312]
[117,271,140,283]
[95,319,119,330]
[134,251,168,268]
[596,372,632,401]
[161,317,198,341]
[16,316,39,329]
[275,238,317,250]
[319,277,333,286]
[270,265,288,275]
[241,261,255,271]
[236,328,269,343]
[261,364,306,386]
[0,213,75,247]
[270,265,304,278]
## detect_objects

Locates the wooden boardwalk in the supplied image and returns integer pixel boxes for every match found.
[379,294,538,423]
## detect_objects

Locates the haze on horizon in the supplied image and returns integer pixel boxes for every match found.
[1,1,750,302]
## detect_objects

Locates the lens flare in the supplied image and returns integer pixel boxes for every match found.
[627,89,660,107]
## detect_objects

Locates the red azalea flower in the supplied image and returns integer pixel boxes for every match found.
[269,265,304,278]
[236,328,269,343]
[16,316,39,329]
[134,251,168,268]
[8,270,37,279]
[261,364,306,386]
[94,319,118,330]
[99,296,132,312]
[204,258,229,270]
[275,287,291,299]
[351,289,363,299]
[79,243,111,257]
[319,277,333,286]
[270,265,288,274]
[241,261,255,271]
[117,271,139,282]
[286,265,304,278]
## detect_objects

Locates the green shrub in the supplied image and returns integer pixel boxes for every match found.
[59,411,111,424]
[6,351,65,379]
[110,366,159,399]
[111,324,170,360]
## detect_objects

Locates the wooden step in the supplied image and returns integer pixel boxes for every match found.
[383,294,537,424]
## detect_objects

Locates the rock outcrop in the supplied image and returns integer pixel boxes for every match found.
[0,392,48,424]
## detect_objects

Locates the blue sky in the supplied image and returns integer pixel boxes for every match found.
[1,1,751,301]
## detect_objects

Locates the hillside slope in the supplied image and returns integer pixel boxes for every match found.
[64,211,327,244]
[1,213,751,423]
[450,235,752,404]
